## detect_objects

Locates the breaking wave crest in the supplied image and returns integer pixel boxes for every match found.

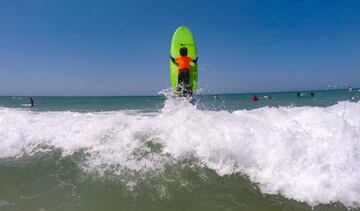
[0,99,359,207]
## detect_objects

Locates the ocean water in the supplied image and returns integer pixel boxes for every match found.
[0,89,360,211]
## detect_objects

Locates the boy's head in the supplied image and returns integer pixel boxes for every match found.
[179,47,188,56]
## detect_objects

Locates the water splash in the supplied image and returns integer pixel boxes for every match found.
[0,100,359,207]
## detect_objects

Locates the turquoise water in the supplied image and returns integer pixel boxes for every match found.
[0,89,360,210]
[1,89,359,112]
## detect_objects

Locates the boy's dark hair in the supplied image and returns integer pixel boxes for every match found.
[179,47,188,56]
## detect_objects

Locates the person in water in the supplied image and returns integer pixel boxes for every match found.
[252,95,258,101]
[29,97,34,107]
[169,47,198,97]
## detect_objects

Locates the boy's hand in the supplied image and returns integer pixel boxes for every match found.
[169,55,175,61]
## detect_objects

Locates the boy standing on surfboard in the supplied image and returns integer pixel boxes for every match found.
[169,47,198,97]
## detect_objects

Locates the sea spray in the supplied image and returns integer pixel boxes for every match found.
[0,99,359,208]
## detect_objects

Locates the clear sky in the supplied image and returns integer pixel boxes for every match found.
[1,0,359,96]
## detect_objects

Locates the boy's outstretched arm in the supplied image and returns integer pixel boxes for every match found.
[169,55,176,62]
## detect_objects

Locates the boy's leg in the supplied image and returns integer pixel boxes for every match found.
[177,71,185,96]
[183,71,192,97]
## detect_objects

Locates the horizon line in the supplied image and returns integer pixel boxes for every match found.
[1,88,357,98]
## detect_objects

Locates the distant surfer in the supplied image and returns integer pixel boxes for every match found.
[349,86,352,92]
[263,95,272,99]
[296,92,304,97]
[310,92,315,97]
[252,95,258,102]
[29,97,34,107]
[169,47,198,97]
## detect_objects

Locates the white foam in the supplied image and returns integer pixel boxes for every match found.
[0,100,360,207]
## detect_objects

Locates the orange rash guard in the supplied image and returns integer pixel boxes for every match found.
[175,56,193,70]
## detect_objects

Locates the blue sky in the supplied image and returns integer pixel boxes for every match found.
[0,0,359,96]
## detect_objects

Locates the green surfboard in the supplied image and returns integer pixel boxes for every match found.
[170,26,198,95]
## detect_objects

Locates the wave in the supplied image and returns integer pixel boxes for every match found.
[0,99,359,208]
